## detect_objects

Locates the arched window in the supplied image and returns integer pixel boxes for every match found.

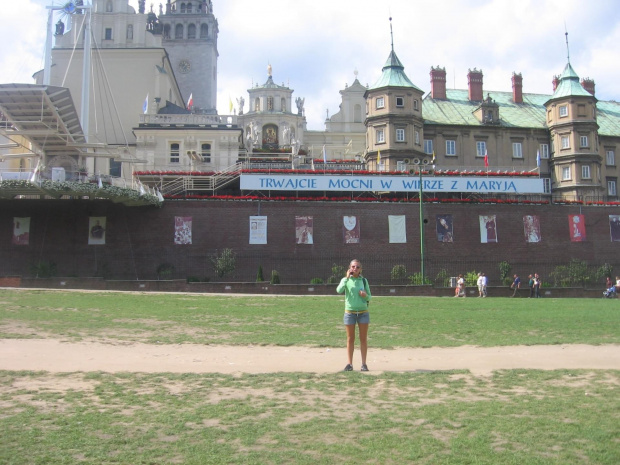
[201,143,211,163]
[126,24,133,40]
[200,23,208,38]
[281,98,286,111]
[254,98,260,111]
[354,104,362,123]
[187,3,193,13]
[163,24,170,39]
[175,24,183,39]
[187,24,196,39]
[105,1,113,12]
[180,3,186,13]
[267,97,273,111]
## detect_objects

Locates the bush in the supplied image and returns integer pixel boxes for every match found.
[434,269,451,287]
[549,259,593,287]
[464,271,479,287]
[390,264,407,281]
[186,276,210,283]
[156,262,174,280]
[310,278,324,284]
[211,248,236,279]
[270,270,280,284]
[408,272,433,285]
[327,263,346,284]
[499,261,511,285]
[30,260,57,278]
[256,265,264,282]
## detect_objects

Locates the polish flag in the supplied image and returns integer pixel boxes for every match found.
[187,93,193,110]
[484,148,489,167]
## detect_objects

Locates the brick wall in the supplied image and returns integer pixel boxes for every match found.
[0,199,618,286]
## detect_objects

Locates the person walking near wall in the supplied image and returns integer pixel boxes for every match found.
[336,259,372,372]
[477,273,484,297]
[511,274,521,297]
[533,273,541,298]
[528,274,535,298]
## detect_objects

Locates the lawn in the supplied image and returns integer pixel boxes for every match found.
[0,289,619,464]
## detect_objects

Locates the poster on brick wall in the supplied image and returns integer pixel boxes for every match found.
[388,215,407,243]
[295,216,313,244]
[343,216,360,243]
[88,217,106,245]
[479,215,497,243]
[523,215,541,243]
[174,216,192,244]
[609,215,620,242]
[569,215,586,242]
[436,215,453,242]
[250,216,267,244]
[12,217,30,245]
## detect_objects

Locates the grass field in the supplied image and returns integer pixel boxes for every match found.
[1,289,619,464]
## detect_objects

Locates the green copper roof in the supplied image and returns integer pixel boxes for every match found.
[423,88,620,137]
[548,62,593,100]
[369,50,423,92]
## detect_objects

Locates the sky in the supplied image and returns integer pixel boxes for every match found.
[1,0,619,130]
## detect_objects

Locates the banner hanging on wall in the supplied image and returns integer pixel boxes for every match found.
[240,174,545,194]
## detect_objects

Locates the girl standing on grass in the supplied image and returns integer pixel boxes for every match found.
[336,259,372,372]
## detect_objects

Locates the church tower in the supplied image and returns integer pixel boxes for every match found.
[364,22,425,171]
[159,0,219,114]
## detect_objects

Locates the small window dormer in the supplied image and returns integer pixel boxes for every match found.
[473,94,500,125]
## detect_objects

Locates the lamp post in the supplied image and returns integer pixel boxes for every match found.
[419,167,425,283]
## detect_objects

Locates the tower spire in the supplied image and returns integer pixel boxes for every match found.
[389,16,394,52]
[564,23,571,63]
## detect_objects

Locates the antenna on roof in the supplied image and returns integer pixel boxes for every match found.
[389,16,394,51]
[564,22,571,63]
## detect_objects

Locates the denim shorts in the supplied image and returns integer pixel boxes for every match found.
[343,311,370,325]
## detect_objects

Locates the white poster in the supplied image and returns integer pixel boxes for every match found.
[343,216,360,243]
[12,217,30,245]
[250,216,267,244]
[88,217,106,245]
[388,215,407,243]
[479,215,497,243]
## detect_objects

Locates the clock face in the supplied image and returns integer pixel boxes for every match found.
[178,60,191,74]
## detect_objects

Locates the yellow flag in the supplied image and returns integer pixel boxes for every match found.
[229,96,233,113]
[431,150,436,164]
[377,150,381,165]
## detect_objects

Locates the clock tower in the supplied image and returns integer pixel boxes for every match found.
[159,0,218,114]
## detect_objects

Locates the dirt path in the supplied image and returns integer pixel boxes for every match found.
[2,339,619,375]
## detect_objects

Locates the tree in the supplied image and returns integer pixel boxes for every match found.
[211,248,236,279]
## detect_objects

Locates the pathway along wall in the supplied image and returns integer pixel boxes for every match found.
[0,199,618,286]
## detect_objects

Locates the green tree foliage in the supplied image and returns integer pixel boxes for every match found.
[211,248,236,279]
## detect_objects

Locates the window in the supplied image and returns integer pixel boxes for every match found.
[476,141,486,157]
[582,165,591,179]
[543,178,551,193]
[126,25,133,40]
[376,97,385,109]
[413,100,419,111]
[562,166,571,180]
[606,150,615,166]
[170,143,180,163]
[280,98,286,111]
[201,143,211,163]
[187,2,193,13]
[376,128,385,144]
[415,130,420,145]
[188,24,196,39]
[104,28,112,40]
[540,143,549,159]
[580,135,588,148]
[200,24,208,38]
[559,105,568,117]
[175,24,184,39]
[267,97,273,111]
[180,3,186,13]
[254,98,260,111]
[608,180,617,196]
[106,1,113,12]
[512,142,523,158]
[396,128,405,142]
[396,97,404,107]
[446,140,456,156]
[424,139,433,155]
[561,136,570,149]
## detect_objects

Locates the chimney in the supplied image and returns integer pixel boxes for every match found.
[467,68,483,101]
[430,66,447,99]
[512,72,523,104]
[552,75,561,92]
[581,77,595,96]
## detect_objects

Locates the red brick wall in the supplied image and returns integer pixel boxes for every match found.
[0,200,618,285]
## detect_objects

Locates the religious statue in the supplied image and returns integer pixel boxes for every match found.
[295,97,305,115]
[236,96,245,115]
[282,125,291,146]
[55,20,65,36]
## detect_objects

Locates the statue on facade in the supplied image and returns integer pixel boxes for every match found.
[138,0,146,14]
[236,96,245,115]
[291,137,301,156]
[282,125,291,146]
[55,20,65,36]
[295,97,305,115]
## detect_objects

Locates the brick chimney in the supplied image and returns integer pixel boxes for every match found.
[467,68,483,101]
[512,72,523,104]
[430,66,447,99]
[552,75,560,92]
[581,77,595,96]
